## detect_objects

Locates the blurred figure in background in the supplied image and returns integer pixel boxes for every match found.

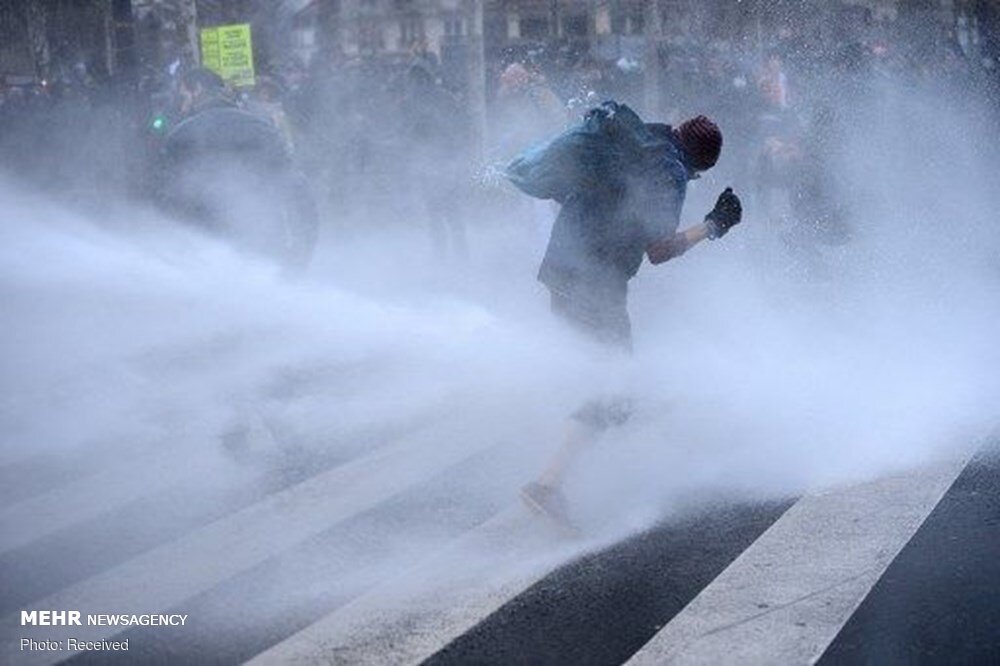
[494,62,565,156]
[753,52,801,229]
[397,59,470,261]
[758,53,791,111]
[493,62,568,256]
[244,75,296,155]
[781,104,851,280]
[160,68,318,270]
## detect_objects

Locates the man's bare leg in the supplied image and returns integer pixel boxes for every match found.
[520,418,600,536]
[537,419,600,489]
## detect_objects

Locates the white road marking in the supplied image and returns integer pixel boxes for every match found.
[0,451,188,554]
[0,416,486,666]
[626,455,969,666]
[247,507,591,666]
[0,405,452,555]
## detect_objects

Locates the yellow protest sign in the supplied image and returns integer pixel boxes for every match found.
[200,24,255,88]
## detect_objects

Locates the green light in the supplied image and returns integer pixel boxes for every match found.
[151,115,167,132]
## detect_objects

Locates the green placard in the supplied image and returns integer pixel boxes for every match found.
[200,23,255,88]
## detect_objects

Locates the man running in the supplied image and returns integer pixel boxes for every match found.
[508,103,743,532]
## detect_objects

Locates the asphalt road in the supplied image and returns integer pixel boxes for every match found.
[818,446,1000,665]
[424,445,1000,666]
[4,442,997,665]
[424,499,793,666]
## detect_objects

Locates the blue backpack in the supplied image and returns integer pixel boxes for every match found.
[506,101,684,203]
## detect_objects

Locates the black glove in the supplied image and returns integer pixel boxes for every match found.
[705,187,742,239]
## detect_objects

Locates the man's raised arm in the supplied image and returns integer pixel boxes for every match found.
[646,187,743,265]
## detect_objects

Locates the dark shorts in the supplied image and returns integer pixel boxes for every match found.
[571,395,633,430]
[549,289,634,430]
[549,290,632,352]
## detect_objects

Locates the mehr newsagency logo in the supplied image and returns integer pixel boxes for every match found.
[21,610,188,626]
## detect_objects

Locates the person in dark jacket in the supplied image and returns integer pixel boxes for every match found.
[398,60,469,260]
[516,110,743,532]
[161,68,317,269]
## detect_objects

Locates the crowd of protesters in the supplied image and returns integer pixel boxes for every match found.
[1,14,997,263]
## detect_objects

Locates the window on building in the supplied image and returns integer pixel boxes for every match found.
[358,17,384,52]
[626,6,644,35]
[564,14,589,38]
[444,14,464,39]
[0,3,33,77]
[400,17,425,48]
[520,16,549,40]
[611,3,625,34]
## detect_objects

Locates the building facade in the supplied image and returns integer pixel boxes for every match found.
[3,0,995,85]
[0,0,135,84]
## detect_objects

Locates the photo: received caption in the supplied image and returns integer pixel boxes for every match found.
[21,638,129,652]
[18,611,189,651]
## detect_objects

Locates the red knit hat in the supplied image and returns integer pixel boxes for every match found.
[675,116,723,170]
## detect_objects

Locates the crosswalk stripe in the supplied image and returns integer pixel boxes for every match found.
[247,507,591,665]
[625,454,970,666]
[0,417,489,666]
[0,444,157,505]
[0,451,190,554]
[0,408,446,557]
[0,454,85,503]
